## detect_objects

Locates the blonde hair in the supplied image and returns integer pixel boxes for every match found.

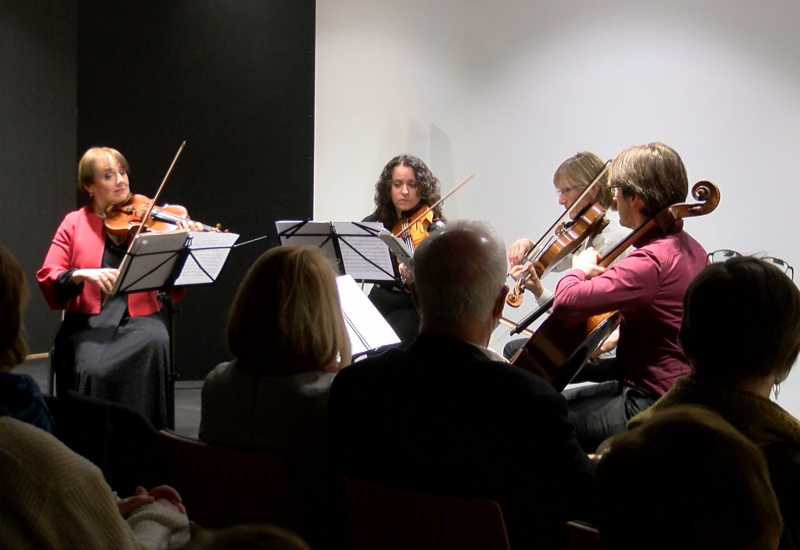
[77,146,130,193]
[0,244,29,367]
[226,246,351,375]
[554,151,612,208]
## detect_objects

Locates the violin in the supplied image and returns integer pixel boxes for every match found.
[506,202,607,307]
[392,205,437,251]
[506,162,611,308]
[105,193,221,238]
[391,172,476,251]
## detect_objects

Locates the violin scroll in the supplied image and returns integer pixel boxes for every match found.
[506,286,524,307]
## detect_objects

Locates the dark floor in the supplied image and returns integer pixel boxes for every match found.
[18,357,202,438]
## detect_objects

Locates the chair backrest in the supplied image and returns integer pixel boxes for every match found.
[339,473,510,550]
[157,429,300,531]
[565,520,601,550]
[46,392,164,496]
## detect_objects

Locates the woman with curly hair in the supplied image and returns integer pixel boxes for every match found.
[362,154,444,344]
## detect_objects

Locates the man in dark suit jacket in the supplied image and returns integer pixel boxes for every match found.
[329,220,595,549]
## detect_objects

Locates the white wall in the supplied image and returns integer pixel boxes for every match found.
[315,0,800,413]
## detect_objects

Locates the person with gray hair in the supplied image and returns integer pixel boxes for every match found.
[329,219,594,550]
[413,220,508,339]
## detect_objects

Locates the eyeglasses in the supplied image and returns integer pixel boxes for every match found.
[609,184,623,195]
[706,249,794,281]
[555,186,580,197]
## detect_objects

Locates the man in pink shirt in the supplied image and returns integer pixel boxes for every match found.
[550,142,707,452]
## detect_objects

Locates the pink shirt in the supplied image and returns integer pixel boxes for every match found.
[37,206,178,317]
[552,222,706,397]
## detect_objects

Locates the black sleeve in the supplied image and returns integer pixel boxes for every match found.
[54,268,84,303]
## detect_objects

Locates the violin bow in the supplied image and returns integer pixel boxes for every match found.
[103,141,188,305]
[127,140,187,245]
[393,172,475,239]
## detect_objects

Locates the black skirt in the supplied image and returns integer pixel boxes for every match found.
[54,294,169,429]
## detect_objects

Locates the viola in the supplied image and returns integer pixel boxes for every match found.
[105,193,221,238]
[506,162,610,308]
[506,202,607,307]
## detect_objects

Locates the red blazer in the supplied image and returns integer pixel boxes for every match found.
[37,206,181,316]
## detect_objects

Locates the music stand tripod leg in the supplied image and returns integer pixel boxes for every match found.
[158,292,178,430]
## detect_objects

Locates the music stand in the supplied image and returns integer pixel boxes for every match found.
[276,220,397,283]
[110,230,239,429]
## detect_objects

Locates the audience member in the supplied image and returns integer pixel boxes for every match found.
[329,220,594,549]
[0,243,189,549]
[199,245,351,549]
[0,416,190,549]
[629,256,800,549]
[0,244,53,432]
[596,405,783,550]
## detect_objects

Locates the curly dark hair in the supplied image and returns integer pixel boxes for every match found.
[373,155,443,229]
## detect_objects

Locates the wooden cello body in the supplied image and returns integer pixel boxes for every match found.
[511,180,720,391]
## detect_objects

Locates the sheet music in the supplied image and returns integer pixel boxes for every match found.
[276,220,343,274]
[174,231,240,286]
[378,229,414,276]
[112,230,190,294]
[336,275,400,355]
[333,222,395,282]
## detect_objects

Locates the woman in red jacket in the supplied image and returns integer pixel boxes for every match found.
[37,146,199,428]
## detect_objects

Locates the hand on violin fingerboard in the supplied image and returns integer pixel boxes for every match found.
[509,262,545,299]
[507,238,534,266]
[176,219,206,232]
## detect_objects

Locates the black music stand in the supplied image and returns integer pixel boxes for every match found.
[276,220,397,283]
[110,230,239,429]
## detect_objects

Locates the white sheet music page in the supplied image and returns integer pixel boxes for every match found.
[336,274,401,355]
[174,231,240,286]
[332,222,396,282]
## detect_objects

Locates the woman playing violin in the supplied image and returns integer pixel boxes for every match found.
[504,152,629,361]
[362,154,444,344]
[507,151,628,305]
[36,146,202,428]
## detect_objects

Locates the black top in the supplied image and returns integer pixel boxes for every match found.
[329,333,595,549]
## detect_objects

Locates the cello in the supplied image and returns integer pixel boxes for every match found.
[510,180,720,391]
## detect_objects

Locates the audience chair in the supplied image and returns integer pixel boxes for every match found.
[565,520,601,550]
[339,473,510,550]
[46,392,165,496]
[157,429,300,531]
